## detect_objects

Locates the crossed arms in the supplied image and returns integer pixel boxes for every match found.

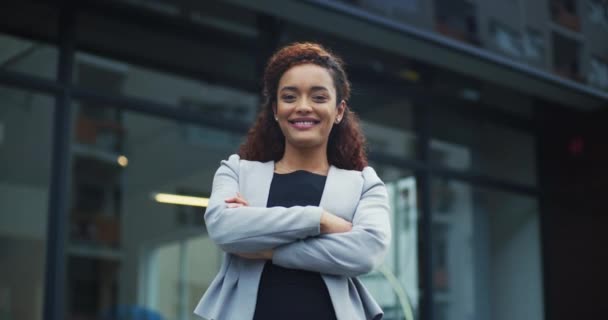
[204,156,391,277]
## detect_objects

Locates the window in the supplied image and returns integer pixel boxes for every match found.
[73,5,258,99]
[431,180,543,320]
[72,51,258,111]
[361,165,419,319]
[489,22,544,62]
[431,107,537,186]
[489,21,522,58]
[146,235,221,320]
[522,29,544,61]
[552,32,582,82]
[550,0,580,31]
[66,101,244,319]
[434,0,479,45]
[0,86,54,320]
[357,88,417,160]
[0,34,58,79]
[588,57,608,90]
[586,0,608,30]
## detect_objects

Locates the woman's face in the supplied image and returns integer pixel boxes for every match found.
[274,63,345,151]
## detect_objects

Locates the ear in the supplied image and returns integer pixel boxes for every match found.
[272,102,277,117]
[336,100,346,120]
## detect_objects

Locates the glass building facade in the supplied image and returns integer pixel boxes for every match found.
[1,1,606,320]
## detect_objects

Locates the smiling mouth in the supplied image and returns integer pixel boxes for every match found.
[288,119,321,129]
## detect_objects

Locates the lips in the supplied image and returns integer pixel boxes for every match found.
[288,117,321,130]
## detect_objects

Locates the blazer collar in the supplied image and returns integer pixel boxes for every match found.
[259,160,338,208]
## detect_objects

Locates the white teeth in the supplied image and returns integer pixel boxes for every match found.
[294,121,315,125]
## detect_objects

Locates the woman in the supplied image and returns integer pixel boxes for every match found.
[194,42,391,320]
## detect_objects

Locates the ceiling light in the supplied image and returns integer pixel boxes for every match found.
[153,193,209,207]
[117,155,129,167]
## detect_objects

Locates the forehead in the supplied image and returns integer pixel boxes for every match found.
[279,64,335,91]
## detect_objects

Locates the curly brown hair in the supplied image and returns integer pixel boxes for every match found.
[238,42,368,171]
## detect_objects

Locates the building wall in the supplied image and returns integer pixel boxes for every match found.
[538,103,608,319]
[477,0,551,70]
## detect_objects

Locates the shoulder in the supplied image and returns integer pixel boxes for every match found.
[219,154,270,175]
[332,165,384,193]
[361,166,385,193]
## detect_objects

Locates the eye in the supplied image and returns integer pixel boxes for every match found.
[313,96,328,102]
[281,94,296,102]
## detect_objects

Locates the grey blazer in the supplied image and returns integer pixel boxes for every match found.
[193,154,391,320]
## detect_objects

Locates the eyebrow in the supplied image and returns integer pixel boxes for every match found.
[279,86,330,93]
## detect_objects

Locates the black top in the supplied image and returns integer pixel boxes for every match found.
[253,170,337,320]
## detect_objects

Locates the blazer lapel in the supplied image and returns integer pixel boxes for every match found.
[319,165,335,211]
[240,159,275,207]
[320,166,361,221]
[244,161,361,220]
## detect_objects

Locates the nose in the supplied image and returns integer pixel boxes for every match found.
[295,99,313,113]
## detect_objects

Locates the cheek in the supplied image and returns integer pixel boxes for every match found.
[276,102,291,116]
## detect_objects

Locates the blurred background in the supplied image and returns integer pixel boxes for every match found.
[0,0,606,320]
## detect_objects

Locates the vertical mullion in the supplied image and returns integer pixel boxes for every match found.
[533,101,550,320]
[178,240,188,320]
[415,103,433,320]
[43,2,75,320]
[255,12,282,115]
[255,13,282,80]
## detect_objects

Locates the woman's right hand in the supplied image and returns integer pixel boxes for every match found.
[225,192,249,208]
[320,211,352,234]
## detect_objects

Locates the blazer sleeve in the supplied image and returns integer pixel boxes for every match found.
[272,166,392,277]
[204,154,323,253]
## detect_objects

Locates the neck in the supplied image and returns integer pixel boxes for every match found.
[278,143,330,174]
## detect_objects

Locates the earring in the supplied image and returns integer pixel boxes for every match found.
[335,118,341,124]
[274,115,278,121]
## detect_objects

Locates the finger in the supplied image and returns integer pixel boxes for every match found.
[227,198,247,206]
[231,197,249,206]
[236,193,249,206]
[235,197,247,204]
[225,197,247,205]
[227,203,243,208]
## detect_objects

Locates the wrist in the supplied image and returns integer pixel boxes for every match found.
[320,211,328,233]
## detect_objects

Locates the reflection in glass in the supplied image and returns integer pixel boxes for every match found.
[153,241,180,320]
[431,111,537,186]
[66,99,247,319]
[0,87,53,320]
[0,34,58,79]
[434,0,480,45]
[361,164,418,320]
[184,236,222,320]
[147,235,222,320]
[72,52,259,123]
[431,179,544,320]
[356,82,417,160]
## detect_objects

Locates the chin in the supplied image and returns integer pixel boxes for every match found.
[286,137,324,149]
